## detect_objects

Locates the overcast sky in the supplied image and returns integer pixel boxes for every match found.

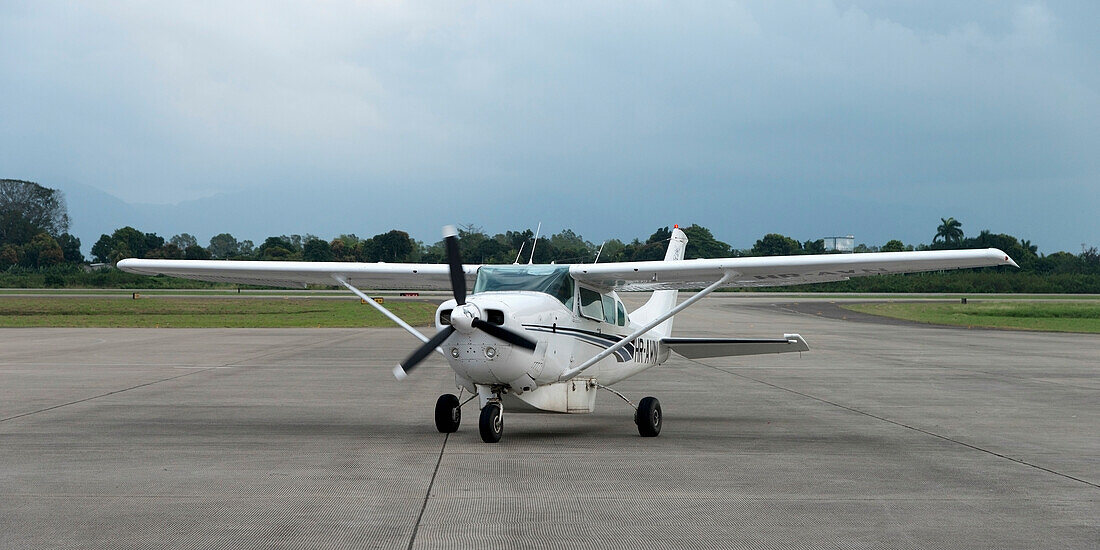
[1,1,1097,253]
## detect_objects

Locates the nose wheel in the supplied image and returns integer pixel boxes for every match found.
[479,402,504,443]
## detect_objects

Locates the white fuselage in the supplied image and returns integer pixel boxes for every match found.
[436,290,670,410]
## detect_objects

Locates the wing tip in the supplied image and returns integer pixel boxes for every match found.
[392,365,408,380]
[989,248,1019,268]
[115,258,142,274]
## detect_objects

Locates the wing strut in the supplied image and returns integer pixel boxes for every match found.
[332,275,443,355]
[557,272,733,382]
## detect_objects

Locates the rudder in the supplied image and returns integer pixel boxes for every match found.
[629,226,688,338]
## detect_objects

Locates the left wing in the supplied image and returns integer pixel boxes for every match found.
[116,259,479,290]
[571,248,1017,291]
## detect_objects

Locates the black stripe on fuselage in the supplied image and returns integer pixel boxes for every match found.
[523,324,634,362]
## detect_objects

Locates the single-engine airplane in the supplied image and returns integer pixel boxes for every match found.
[119,226,1017,443]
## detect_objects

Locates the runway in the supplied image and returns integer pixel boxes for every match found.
[1,294,1097,548]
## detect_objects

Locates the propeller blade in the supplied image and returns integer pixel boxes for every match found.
[443,225,467,305]
[394,325,456,380]
[472,319,538,352]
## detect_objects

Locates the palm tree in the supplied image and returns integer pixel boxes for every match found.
[934,217,964,245]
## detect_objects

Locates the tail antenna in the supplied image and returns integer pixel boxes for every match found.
[527,222,542,265]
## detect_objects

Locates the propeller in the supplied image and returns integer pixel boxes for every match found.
[393,225,538,380]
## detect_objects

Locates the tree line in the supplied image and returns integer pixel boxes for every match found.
[88,224,739,265]
[3,179,1099,291]
[0,180,83,269]
[80,219,1100,292]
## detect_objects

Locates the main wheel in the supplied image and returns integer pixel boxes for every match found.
[636,396,662,437]
[434,394,461,433]
[479,402,503,443]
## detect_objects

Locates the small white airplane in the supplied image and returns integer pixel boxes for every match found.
[119,226,1017,443]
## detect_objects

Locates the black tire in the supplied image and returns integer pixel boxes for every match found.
[435,394,461,433]
[636,396,662,437]
[479,402,503,443]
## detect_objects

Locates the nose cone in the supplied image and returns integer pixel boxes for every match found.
[440,298,539,386]
[450,303,481,334]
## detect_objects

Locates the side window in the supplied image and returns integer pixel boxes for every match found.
[579,287,603,320]
[602,295,616,324]
[616,301,627,326]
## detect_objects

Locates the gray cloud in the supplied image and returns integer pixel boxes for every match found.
[1,1,1096,252]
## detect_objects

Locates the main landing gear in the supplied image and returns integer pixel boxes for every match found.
[434,394,461,433]
[436,389,661,441]
[596,383,662,438]
[634,396,662,437]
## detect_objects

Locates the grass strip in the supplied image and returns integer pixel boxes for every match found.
[841,301,1100,333]
[0,297,439,328]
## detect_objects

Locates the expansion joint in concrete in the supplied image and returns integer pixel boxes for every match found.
[408,432,449,550]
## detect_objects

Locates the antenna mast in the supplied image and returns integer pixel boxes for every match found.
[527,222,541,265]
[594,240,606,263]
[513,242,525,265]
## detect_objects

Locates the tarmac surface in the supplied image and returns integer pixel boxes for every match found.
[1,294,1097,549]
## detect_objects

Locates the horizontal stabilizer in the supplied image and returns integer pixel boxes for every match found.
[662,334,809,359]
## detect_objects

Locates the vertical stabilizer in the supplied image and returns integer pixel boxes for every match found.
[629,227,688,338]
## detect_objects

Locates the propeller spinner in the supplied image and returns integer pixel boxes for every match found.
[392,225,537,380]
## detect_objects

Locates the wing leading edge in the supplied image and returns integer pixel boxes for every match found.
[116,259,478,290]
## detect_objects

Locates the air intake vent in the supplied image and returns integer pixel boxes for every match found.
[486,309,505,325]
[439,309,453,326]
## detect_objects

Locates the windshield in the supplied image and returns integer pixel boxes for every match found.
[473,265,574,306]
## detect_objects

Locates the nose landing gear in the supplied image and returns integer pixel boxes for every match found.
[479,402,504,443]
[436,389,505,442]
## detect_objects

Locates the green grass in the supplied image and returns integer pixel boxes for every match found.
[0,297,440,328]
[0,288,389,296]
[729,292,1100,300]
[841,301,1100,333]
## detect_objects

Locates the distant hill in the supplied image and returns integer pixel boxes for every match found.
[57,182,282,254]
[60,183,148,255]
[56,182,448,255]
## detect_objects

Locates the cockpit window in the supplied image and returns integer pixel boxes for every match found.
[616,301,627,326]
[473,265,574,306]
[579,287,603,320]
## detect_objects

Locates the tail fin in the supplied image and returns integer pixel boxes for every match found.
[628,226,688,338]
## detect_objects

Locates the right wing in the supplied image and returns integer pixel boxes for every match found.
[663,334,809,359]
[116,259,479,290]
[572,248,1018,291]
